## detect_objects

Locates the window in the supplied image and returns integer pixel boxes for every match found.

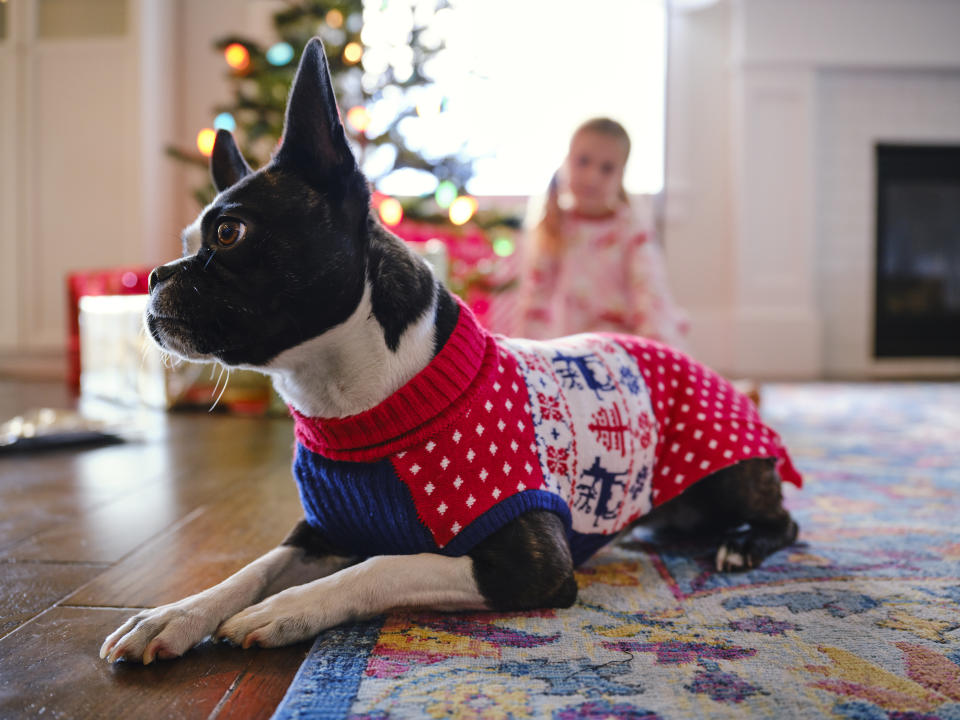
[376,0,666,197]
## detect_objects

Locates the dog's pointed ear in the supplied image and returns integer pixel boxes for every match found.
[211,130,252,192]
[274,37,355,177]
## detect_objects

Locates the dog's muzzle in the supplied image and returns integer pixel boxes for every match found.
[148,263,178,293]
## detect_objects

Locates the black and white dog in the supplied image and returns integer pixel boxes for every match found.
[101,39,800,665]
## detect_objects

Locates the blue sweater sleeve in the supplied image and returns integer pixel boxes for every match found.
[293,444,438,557]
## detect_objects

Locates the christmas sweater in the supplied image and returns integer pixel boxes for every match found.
[291,301,802,566]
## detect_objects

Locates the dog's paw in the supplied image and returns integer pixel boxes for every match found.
[715,542,755,573]
[100,599,222,664]
[216,587,324,649]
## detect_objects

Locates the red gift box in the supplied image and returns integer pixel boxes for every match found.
[66,267,152,392]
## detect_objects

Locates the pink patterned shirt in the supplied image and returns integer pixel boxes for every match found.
[518,205,688,348]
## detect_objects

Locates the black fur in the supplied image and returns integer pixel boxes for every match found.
[274,39,356,180]
[211,129,252,192]
[638,458,799,571]
[367,219,439,351]
[149,165,369,367]
[147,38,442,368]
[432,284,460,354]
[281,519,351,559]
[468,511,578,611]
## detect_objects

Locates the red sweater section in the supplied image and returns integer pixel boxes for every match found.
[291,301,493,461]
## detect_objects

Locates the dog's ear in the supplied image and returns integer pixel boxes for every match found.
[211,130,252,192]
[274,37,355,178]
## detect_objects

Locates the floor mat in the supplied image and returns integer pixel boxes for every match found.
[273,383,960,719]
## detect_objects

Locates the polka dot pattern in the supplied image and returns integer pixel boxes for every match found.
[617,336,803,506]
[389,346,545,548]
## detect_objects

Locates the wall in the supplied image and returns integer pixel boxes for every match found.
[733,0,960,378]
[664,0,960,379]
[662,0,737,374]
[817,70,960,377]
[9,0,958,380]
[0,0,177,378]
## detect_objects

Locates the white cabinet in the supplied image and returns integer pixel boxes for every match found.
[0,0,175,376]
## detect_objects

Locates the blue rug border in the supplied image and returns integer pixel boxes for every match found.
[271,617,384,720]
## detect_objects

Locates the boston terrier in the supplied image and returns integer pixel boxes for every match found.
[101,38,800,664]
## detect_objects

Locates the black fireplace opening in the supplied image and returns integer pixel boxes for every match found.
[875,144,960,358]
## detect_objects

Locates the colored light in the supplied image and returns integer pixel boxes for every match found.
[213,112,236,132]
[266,42,294,66]
[224,43,250,71]
[379,197,403,227]
[346,105,371,133]
[449,196,478,226]
[492,236,515,257]
[196,128,216,157]
[416,97,443,118]
[326,9,344,28]
[343,42,363,64]
[120,271,139,289]
[434,181,457,209]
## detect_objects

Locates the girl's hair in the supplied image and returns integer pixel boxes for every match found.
[536,118,631,252]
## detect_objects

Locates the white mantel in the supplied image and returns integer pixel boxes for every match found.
[730,0,960,378]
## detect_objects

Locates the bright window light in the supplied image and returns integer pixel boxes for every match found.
[392,0,666,196]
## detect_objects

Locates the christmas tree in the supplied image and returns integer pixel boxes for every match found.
[170,0,520,322]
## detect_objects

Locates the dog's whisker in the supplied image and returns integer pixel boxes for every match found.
[203,248,217,270]
[209,365,230,412]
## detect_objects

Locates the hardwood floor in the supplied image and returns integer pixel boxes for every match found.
[0,379,311,719]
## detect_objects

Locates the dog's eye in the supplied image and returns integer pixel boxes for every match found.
[216,220,246,247]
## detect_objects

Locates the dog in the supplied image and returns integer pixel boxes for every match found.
[101,38,801,665]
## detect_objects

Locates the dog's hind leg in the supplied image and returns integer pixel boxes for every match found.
[469,510,578,611]
[640,458,799,572]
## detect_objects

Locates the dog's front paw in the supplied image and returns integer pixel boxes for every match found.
[100,598,222,664]
[216,587,325,649]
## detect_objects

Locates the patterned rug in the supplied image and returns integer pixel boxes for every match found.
[272,383,960,719]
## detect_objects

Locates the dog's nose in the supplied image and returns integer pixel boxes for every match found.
[148,264,177,293]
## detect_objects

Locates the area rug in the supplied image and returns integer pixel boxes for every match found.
[272,383,960,719]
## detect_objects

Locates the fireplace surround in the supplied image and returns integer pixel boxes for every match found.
[874,144,960,358]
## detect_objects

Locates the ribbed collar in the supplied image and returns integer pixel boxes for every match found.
[291,299,493,462]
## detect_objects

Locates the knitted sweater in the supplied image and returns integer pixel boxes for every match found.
[291,302,802,566]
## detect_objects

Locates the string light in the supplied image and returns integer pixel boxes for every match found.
[266,42,294,66]
[213,113,236,132]
[224,43,250,71]
[434,181,457,209]
[379,197,403,227]
[416,95,443,118]
[492,236,515,257]
[196,128,217,157]
[343,42,363,64]
[449,196,478,226]
[346,106,371,133]
[326,9,344,28]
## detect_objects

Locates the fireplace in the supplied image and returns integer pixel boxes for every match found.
[874,144,960,358]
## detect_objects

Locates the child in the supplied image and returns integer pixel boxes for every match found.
[516,118,689,348]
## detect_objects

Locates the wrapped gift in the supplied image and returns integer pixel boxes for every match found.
[67,267,152,391]
[78,294,275,413]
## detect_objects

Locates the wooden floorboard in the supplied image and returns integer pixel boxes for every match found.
[0,379,310,719]
[0,607,310,720]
